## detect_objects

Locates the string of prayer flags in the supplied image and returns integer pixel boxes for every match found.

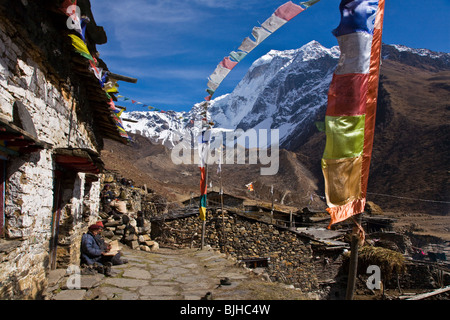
[62,0,90,43]
[108,98,132,141]
[322,0,386,229]
[114,95,195,119]
[62,0,214,135]
[204,0,322,101]
[61,0,132,142]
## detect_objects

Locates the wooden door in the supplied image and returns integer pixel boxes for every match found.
[49,171,63,270]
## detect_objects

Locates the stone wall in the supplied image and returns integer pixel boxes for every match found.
[0,2,103,299]
[153,211,319,293]
[0,15,98,150]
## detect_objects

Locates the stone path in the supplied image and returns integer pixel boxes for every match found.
[46,245,311,300]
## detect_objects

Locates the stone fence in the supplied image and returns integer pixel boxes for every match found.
[151,210,320,293]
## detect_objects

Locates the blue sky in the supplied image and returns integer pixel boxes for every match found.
[90,0,450,113]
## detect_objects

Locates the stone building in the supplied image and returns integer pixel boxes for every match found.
[0,0,130,299]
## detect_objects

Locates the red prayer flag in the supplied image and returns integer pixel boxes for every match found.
[60,0,77,15]
[274,1,304,21]
[220,57,238,70]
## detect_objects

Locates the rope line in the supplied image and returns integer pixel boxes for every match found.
[367,192,450,204]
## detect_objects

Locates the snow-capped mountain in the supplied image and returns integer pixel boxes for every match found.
[122,40,450,150]
[208,40,339,149]
[123,40,338,148]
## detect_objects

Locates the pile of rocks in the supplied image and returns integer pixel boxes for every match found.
[102,217,159,253]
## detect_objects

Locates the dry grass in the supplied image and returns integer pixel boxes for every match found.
[344,245,406,279]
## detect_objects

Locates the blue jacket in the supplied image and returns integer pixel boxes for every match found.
[81,232,104,265]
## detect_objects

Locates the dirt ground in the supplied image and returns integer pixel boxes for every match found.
[386,211,450,241]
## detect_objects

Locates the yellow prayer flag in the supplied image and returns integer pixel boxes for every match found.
[68,34,93,60]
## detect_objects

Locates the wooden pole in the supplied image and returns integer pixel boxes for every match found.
[289,210,293,228]
[346,213,362,300]
[220,172,225,252]
[108,72,138,84]
[201,102,210,250]
[201,161,208,250]
[201,220,206,250]
[405,285,450,300]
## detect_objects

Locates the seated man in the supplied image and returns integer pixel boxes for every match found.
[93,221,128,266]
[81,224,128,276]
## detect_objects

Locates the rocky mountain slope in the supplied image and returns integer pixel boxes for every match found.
[102,132,323,209]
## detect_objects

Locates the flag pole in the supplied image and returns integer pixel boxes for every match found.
[346,213,363,300]
[220,160,225,252]
[201,168,207,250]
[200,101,210,250]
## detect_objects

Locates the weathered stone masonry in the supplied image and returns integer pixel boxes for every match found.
[153,211,320,293]
[0,0,127,299]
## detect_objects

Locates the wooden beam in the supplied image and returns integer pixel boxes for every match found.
[122,118,138,123]
[406,285,450,300]
[55,155,91,164]
[108,72,138,84]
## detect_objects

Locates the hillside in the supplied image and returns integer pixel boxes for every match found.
[296,46,450,214]
[102,132,323,210]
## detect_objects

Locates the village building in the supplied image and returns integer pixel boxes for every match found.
[0,0,130,299]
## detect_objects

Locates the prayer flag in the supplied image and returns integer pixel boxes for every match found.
[251,27,271,45]
[300,0,322,9]
[229,51,247,63]
[198,130,211,221]
[60,0,77,14]
[208,65,231,85]
[261,14,287,33]
[220,57,238,70]
[238,37,257,53]
[68,34,93,60]
[274,1,304,21]
[322,0,385,228]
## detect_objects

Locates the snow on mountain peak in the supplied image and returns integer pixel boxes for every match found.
[297,40,340,61]
[391,44,449,59]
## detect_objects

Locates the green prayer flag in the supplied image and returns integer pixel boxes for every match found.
[229,51,247,62]
[323,115,365,160]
